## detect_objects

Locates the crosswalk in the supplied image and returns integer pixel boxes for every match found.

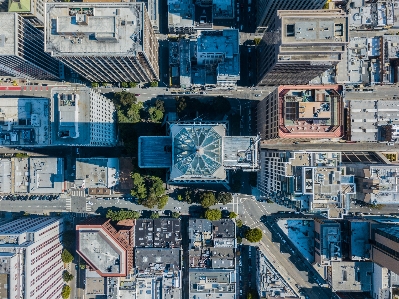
[86,202,92,212]
[71,190,85,197]
[65,198,71,211]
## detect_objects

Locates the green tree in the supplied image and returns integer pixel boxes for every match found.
[128,82,138,88]
[229,212,238,219]
[130,173,147,200]
[131,174,167,209]
[157,194,169,209]
[61,285,71,299]
[150,211,160,219]
[121,82,128,88]
[62,270,74,282]
[172,212,180,218]
[217,192,232,205]
[211,96,231,116]
[113,92,142,124]
[205,209,222,221]
[236,219,243,227]
[150,81,158,87]
[101,82,107,87]
[200,191,216,208]
[61,249,74,264]
[177,194,183,201]
[176,97,187,115]
[237,236,242,244]
[91,82,99,88]
[245,228,263,243]
[14,153,29,158]
[154,100,165,113]
[254,38,261,46]
[106,209,141,221]
[148,107,164,122]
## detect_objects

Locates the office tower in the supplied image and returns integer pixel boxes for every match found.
[371,226,399,274]
[45,2,159,83]
[0,13,62,79]
[8,0,46,27]
[257,10,347,86]
[256,0,326,34]
[257,85,343,140]
[0,217,64,299]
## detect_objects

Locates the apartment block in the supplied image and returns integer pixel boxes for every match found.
[0,217,64,299]
[257,150,355,218]
[135,218,182,248]
[45,3,159,83]
[257,85,343,140]
[76,219,135,277]
[256,0,326,34]
[257,10,347,86]
[349,100,399,142]
[0,13,62,80]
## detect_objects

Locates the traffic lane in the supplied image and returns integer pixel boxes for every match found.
[241,199,330,298]
[0,198,67,213]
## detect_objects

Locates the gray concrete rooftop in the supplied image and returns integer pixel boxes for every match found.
[0,13,17,56]
[79,229,124,274]
[45,3,146,56]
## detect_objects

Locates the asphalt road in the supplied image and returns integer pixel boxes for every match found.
[239,198,332,299]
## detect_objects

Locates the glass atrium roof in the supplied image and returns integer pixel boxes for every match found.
[173,126,222,176]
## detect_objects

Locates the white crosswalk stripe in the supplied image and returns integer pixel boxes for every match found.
[86,202,92,212]
[65,198,71,211]
[71,190,85,197]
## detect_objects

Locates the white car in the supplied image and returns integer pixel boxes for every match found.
[255,94,261,97]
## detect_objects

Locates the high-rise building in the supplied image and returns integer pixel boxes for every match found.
[45,3,159,83]
[257,85,343,140]
[371,226,399,275]
[0,13,62,79]
[256,0,326,34]
[0,217,64,299]
[8,0,46,27]
[257,10,347,86]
